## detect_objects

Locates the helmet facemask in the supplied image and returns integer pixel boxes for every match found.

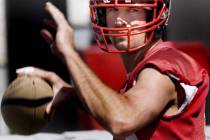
[90,0,169,53]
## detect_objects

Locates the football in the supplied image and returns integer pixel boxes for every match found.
[1,76,53,135]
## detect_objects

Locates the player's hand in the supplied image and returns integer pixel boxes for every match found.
[40,2,74,62]
[16,66,75,115]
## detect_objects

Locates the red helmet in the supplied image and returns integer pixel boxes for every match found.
[90,0,170,53]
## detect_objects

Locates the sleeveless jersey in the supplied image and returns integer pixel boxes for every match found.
[123,41,209,140]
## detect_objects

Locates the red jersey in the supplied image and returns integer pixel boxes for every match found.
[123,41,209,140]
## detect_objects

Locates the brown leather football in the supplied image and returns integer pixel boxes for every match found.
[1,76,53,135]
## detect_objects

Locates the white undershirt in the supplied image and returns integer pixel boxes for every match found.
[167,73,198,113]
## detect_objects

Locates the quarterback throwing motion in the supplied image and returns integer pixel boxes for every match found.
[17,0,209,139]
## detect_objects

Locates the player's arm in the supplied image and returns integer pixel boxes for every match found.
[43,2,176,138]
[64,50,176,138]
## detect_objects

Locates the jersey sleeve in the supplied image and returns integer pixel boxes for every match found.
[130,46,209,118]
[141,47,204,86]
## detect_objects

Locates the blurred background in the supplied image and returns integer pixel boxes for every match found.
[0,0,209,135]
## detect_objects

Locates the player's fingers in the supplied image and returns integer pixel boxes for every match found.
[16,67,72,96]
[44,2,69,27]
[16,67,35,75]
[16,67,59,84]
[46,101,56,120]
[40,29,54,45]
[46,101,52,115]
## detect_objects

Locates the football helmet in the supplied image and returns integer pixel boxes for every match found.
[90,0,170,53]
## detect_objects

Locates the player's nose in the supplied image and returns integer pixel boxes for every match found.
[114,17,131,28]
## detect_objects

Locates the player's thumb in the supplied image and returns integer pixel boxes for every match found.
[45,102,56,121]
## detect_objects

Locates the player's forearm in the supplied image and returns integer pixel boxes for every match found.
[62,49,162,138]
[63,49,131,130]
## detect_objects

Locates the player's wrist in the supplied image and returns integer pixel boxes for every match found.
[63,47,79,63]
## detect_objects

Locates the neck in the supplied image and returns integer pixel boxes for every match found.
[120,39,162,73]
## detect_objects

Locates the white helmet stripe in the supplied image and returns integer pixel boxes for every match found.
[103,0,111,3]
